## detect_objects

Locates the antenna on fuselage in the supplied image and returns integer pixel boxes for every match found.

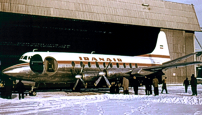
[33,49,38,52]
[91,51,95,54]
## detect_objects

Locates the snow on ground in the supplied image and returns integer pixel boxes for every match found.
[1,85,202,115]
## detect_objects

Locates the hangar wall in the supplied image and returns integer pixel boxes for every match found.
[0,0,201,84]
[162,29,195,83]
[0,0,200,31]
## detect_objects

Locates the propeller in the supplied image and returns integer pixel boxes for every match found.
[94,62,111,88]
[73,64,87,90]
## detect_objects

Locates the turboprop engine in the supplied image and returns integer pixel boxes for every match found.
[105,68,131,79]
[81,71,100,81]
[30,54,58,76]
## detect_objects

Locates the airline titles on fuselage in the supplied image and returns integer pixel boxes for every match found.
[79,57,122,62]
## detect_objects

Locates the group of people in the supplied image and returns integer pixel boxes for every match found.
[3,74,198,100]
[2,79,25,100]
[122,76,168,96]
[122,74,198,96]
[183,74,197,96]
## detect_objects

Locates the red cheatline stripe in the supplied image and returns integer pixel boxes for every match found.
[57,61,161,67]
[139,54,170,58]
[5,60,162,70]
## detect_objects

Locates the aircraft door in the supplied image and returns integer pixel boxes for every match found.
[30,54,44,74]
[44,57,58,76]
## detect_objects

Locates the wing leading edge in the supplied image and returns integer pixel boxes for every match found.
[163,51,202,65]
[131,51,202,76]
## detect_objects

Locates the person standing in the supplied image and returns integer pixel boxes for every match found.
[190,74,197,96]
[153,77,159,96]
[122,77,129,94]
[16,80,25,99]
[144,76,152,95]
[131,76,139,95]
[5,78,13,99]
[161,77,168,94]
[147,77,152,95]
[183,78,189,93]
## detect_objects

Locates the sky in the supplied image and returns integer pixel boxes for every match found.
[165,0,202,50]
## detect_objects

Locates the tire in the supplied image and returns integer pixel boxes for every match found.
[29,91,37,96]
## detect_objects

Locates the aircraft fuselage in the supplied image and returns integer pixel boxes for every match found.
[2,52,170,83]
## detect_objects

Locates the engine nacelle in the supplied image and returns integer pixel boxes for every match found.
[81,71,100,81]
[30,54,58,76]
[106,68,131,79]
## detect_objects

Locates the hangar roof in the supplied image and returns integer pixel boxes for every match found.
[0,0,200,31]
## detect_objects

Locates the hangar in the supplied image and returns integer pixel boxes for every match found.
[0,0,201,83]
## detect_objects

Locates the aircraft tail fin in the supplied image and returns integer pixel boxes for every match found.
[149,31,170,58]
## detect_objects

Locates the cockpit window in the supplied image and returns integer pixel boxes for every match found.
[20,56,24,59]
[28,56,32,60]
[23,56,27,60]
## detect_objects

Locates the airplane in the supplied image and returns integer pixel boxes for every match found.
[2,31,202,95]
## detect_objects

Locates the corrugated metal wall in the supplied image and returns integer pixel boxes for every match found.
[162,29,195,83]
[0,0,200,31]
[0,0,200,83]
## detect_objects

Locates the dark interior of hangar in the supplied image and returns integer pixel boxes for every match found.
[0,12,160,69]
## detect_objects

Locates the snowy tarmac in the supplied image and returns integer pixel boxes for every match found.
[1,85,202,115]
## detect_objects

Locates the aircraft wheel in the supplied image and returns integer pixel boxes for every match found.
[29,91,37,96]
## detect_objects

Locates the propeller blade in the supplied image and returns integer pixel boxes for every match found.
[95,61,101,71]
[79,78,87,88]
[106,62,111,69]
[103,75,111,88]
[73,79,80,90]
[94,76,102,86]
[80,64,85,73]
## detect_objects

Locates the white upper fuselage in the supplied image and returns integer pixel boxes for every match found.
[19,31,170,67]
[19,51,170,68]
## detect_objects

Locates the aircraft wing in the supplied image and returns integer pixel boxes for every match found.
[143,61,202,71]
[130,61,202,76]
[130,51,202,75]
[163,51,202,65]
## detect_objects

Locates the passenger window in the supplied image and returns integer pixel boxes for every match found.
[123,63,126,68]
[71,61,75,67]
[116,63,119,68]
[96,62,99,68]
[103,62,106,68]
[88,62,91,67]
[80,62,83,67]
[129,63,132,68]
[110,63,113,68]
[135,63,138,68]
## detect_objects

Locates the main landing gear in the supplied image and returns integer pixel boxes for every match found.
[109,78,120,94]
[29,86,37,96]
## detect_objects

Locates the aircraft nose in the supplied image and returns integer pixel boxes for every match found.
[2,66,20,76]
[2,68,13,76]
[2,63,30,77]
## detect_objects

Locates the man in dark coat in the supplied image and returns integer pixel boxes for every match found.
[131,76,139,95]
[183,78,189,93]
[144,76,152,95]
[161,77,168,94]
[5,78,13,99]
[147,77,152,95]
[16,80,25,99]
[190,74,197,96]
[153,77,159,96]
